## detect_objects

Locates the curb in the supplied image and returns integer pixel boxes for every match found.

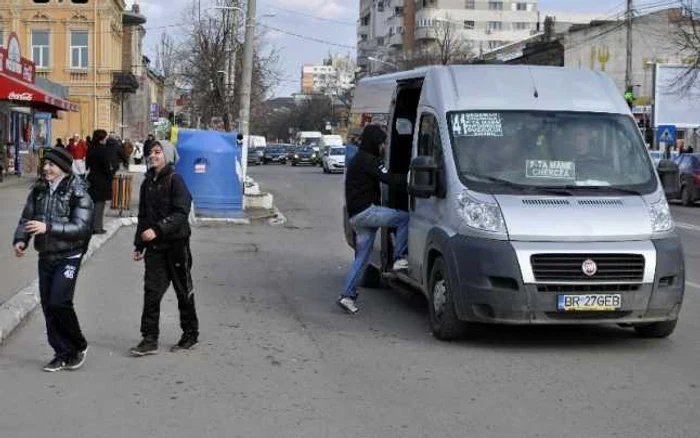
[0,216,138,344]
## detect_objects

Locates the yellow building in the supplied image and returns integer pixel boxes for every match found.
[0,0,130,140]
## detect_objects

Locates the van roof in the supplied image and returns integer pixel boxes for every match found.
[352,65,630,116]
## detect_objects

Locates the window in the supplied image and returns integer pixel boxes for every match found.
[0,29,4,46]
[376,37,385,46]
[394,6,404,16]
[70,30,89,69]
[465,0,475,9]
[487,21,503,31]
[33,0,50,3]
[488,1,503,10]
[31,30,50,68]
[514,22,531,30]
[516,2,528,11]
[377,1,384,12]
[71,0,89,3]
[464,20,475,29]
[417,113,445,194]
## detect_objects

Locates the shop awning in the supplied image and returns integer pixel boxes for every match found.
[0,72,79,113]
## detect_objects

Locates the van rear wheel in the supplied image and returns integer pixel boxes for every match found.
[633,319,677,338]
[361,264,383,288]
[428,257,471,341]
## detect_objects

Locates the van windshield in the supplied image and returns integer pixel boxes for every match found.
[448,111,657,195]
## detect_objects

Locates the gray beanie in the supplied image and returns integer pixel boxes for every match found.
[152,140,179,165]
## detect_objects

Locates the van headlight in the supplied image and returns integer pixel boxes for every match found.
[456,190,506,233]
[649,198,673,232]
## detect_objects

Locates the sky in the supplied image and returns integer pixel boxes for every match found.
[128,0,659,97]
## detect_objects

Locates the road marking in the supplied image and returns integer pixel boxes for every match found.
[676,222,700,232]
[686,281,700,290]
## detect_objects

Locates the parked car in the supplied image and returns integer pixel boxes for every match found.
[262,145,289,164]
[291,146,318,166]
[284,144,297,163]
[322,146,346,173]
[673,153,700,205]
[247,146,264,166]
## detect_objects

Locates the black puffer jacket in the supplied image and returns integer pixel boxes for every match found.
[13,175,94,258]
[345,125,406,218]
[134,164,192,252]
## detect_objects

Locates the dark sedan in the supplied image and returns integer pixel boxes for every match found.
[247,147,264,166]
[262,145,289,164]
[673,153,700,205]
[291,147,318,166]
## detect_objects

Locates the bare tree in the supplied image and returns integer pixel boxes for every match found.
[170,0,280,131]
[672,1,700,91]
[383,15,474,73]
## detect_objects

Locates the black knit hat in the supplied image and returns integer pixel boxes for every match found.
[44,147,73,173]
[359,124,387,156]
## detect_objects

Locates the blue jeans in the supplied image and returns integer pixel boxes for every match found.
[342,205,409,299]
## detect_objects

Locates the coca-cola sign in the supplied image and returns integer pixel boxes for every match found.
[9,92,33,101]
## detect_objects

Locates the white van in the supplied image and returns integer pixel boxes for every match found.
[295,131,323,147]
[346,65,684,340]
[321,135,344,147]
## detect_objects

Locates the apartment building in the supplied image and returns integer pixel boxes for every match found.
[0,0,129,138]
[300,55,356,95]
[358,0,540,73]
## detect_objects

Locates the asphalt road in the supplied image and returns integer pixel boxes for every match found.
[0,162,698,437]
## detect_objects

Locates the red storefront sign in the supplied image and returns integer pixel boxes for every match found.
[0,32,78,112]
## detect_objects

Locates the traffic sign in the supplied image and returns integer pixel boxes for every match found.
[657,125,677,144]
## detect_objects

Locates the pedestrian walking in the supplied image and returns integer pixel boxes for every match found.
[86,129,112,235]
[143,134,155,160]
[339,124,409,315]
[67,133,87,178]
[13,147,94,372]
[130,140,199,356]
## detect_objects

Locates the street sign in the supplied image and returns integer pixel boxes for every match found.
[657,125,677,144]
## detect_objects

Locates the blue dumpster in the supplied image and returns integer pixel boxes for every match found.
[175,129,244,218]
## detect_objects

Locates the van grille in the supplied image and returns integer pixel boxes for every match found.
[522,199,570,206]
[537,284,640,293]
[531,253,645,282]
[577,199,624,207]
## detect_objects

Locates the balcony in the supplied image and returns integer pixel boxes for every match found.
[388,32,404,47]
[111,71,139,94]
[414,26,437,42]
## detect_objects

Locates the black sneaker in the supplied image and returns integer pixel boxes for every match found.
[43,357,67,372]
[130,339,158,357]
[66,346,88,370]
[170,334,198,352]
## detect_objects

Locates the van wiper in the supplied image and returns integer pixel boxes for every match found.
[462,173,574,196]
[554,185,641,196]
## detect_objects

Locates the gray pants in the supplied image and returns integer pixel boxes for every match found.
[93,201,105,232]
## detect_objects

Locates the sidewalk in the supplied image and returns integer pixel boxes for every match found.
[0,172,142,306]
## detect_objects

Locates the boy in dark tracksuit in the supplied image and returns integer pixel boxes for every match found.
[130,141,199,356]
[13,147,94,371]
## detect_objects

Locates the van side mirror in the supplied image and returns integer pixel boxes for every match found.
[409,156,438,198]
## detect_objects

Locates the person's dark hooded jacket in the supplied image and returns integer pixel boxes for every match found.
[13,174,93,259]
[106,137,128,172]
[345,124,406,218]
[134,163,192,253]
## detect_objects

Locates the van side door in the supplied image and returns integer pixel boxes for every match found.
[408,111,446,284]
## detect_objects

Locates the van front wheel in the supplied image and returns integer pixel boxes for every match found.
[429,257,470,341]
[633,319,677,338]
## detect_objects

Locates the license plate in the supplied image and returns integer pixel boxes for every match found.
[557,294,622,312]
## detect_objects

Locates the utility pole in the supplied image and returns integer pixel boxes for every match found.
[625,0,633,90]
[226,1,238,131]
[238,0,255,137]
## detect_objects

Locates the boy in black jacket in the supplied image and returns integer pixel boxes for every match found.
[13,147,94,371]
[130,141,199,356]
[340,124,409,314]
